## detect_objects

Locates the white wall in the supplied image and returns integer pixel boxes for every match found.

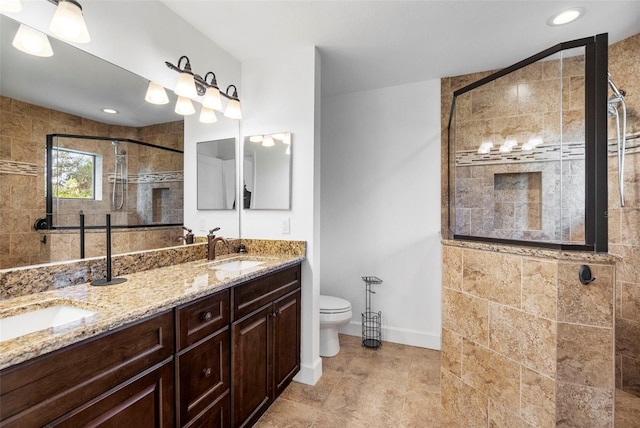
[240,47,322,385]
[321,80,442,349]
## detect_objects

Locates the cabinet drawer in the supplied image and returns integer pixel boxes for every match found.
[232,265,301,320]
[0,310,174,427]
[177,289,229,351]
[177,328,230,426]
[48,359,174,427]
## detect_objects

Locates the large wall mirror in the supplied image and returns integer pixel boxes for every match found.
[0,14,186,269]
[243,132,292,210]
[197,138,237,210]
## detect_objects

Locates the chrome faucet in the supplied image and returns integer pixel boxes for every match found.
[207,227,230,260]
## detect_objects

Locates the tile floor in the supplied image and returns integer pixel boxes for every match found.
[254,334,460,428]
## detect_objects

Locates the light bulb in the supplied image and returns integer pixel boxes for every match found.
[12,25,53,57]
[174,96,195,115]
[224,98,242,120]
[49,0,90,44]
[199,106,218,124]
[262,136,275,147]
[0,0,22,13]
[174,72,198,99]
[145,81,169,105]
[202,86,222,111]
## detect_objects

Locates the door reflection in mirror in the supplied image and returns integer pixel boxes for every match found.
[243,132,292,210]
[197,138,237,210]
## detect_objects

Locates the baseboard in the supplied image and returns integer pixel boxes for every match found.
[341,321,441,350]
[293,356,323,386]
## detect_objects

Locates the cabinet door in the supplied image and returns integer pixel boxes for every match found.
[48,359,174,427]
[177,328,230,426]
[272,290,301,397]
[231,305,271,428]
[185,394,229,428]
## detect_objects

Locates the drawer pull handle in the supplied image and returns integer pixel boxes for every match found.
[202,368,212,378]
[200,311,213,321]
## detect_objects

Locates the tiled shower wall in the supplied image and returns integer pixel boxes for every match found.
[451,53,586,243]
[441,242,616,426]
[0,96,184,268]
[441,32,640,425]
[607,34,640,400]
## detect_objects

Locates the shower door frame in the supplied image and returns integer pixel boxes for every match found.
[45,133,185,231]
[447,33,609,252]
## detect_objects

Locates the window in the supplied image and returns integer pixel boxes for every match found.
[52,148,96,199]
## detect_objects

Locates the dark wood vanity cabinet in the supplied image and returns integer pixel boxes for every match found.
[175,289,231,428]
[0,310,175,427]
[231,265,301,428]
[0,263,301,428]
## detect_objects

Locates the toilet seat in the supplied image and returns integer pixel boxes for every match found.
[320,295,351,314]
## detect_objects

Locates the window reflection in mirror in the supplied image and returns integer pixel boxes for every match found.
[197,138,237,210]
[243,132,292,210]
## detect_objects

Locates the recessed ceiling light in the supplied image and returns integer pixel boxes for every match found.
[547,8,584,26]
[102,108,118,114]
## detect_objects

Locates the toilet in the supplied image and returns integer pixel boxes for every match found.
[319,295,352,357]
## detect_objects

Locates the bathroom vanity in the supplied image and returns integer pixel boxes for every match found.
[0,255,302,428]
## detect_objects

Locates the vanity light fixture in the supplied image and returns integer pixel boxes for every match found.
[12,24,53,57]
[174,96,195,116]
[0,0,22,13]
[48,0,91,44]
[145,81,169,105]
[547,7,584,26]
[224,85,242,120]
[164,56,242,121]
[249,135,264,143]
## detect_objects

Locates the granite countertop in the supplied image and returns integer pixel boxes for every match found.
[0,253,304,370]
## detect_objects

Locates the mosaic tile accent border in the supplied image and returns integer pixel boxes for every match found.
[107,170,184,184]
[0,160,38,176]
[456,142,584,167]
[457,134,640,167]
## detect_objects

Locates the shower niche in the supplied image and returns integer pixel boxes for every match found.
[448,34,609,251]
[45,134,183,231]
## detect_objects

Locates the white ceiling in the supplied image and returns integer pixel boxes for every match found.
[163,1,640,96]
[2,2,638,128]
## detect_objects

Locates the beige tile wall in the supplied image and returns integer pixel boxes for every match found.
[441,242,616,427]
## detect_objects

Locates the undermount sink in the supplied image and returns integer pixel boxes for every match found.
[212,260,265,271]
[0,305,98,342]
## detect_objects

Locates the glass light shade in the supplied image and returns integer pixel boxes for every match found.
[199,106,218,124]
[0,0,22,13]
[145,81,169,105]
[224,98,242,120]
[49,0,91,44]
[261,136,275,147]
[528,136,543,146]
[12,25,53,57]
[499,144,512,153]
[504,139,518,148]
[551,9,581,26]
[174,96,195,115]
[202,87,222,111]
[249,135,263,143]
[174,72,198,99]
